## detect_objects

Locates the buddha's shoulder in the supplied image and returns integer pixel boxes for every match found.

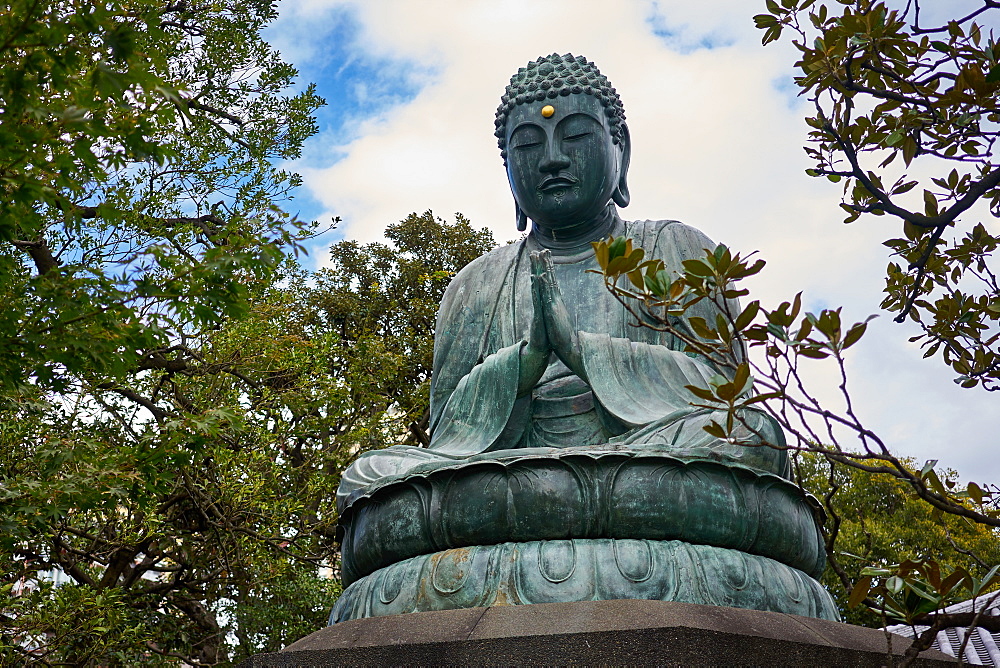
[455,240,522,275]
[625,219,716,246]
[444,240,524,294]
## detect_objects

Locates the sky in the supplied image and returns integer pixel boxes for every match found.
[264,0,998,484]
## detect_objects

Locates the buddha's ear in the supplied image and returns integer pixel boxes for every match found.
[515,202,528,231]
[612,123,631,208]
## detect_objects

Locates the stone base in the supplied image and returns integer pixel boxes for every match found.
[240,599,956,666]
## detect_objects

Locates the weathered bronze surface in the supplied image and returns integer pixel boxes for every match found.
[339,452,826,586]
[332,53,837,623]
[330,539,839,623]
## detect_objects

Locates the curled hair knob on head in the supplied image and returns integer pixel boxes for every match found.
[494,53,626,164]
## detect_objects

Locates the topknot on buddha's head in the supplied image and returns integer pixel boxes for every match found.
[494,53,626,162]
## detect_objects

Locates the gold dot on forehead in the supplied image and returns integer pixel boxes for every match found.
[540,105,555,118]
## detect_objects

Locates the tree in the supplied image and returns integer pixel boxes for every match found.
[0,2,496,662]
[0,0,325,663]
[797,452,1000,627]
[208,211,493,662]
[754,0,1000,391]
[748,0,1000,650]
[1,208,494,665]
[307,211,496,449]
[1,0,323,402]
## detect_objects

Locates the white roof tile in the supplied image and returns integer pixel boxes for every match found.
[886,595,1000,665]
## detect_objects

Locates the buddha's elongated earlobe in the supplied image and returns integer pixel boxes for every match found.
[612,123,631,208]
[516,203,528,231]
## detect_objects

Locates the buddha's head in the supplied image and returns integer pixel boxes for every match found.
[495,53,630,235]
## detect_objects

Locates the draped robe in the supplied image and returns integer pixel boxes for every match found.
[337,220,788,510]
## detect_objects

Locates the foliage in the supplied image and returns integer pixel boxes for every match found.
[796,452,1000,627]
[0,0,323,401]
[592,233,1000,663]
[4,582,155,666]
[852,560,1000,662]
[853,561,1000,624]
[0,0,333,663]
[309,211,496,446]
[583,1,1000,656]
[744,3,1000,653]
[754,0,1000,391]
[1,210,493,665]
[593,234,999,519]
[0,2,494,663]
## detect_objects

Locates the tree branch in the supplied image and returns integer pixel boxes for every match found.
[185,100,245,127]
[823,117,1000,229]
[910,1,999,34]
[96,384,172,420]
[10,238,59,275]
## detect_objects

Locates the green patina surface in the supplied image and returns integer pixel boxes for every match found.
[333,53,834,623]
[339,452,826,586]
[331,539,839,623]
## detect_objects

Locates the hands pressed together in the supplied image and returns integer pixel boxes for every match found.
[517,250,585,395]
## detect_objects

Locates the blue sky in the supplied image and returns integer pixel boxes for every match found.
[265,0,999,484]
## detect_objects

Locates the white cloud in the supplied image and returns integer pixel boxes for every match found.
[271,0,999,483]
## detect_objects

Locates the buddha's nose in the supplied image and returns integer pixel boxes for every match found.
[539,143,570,173]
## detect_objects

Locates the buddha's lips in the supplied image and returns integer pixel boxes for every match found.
[538,176,578,192]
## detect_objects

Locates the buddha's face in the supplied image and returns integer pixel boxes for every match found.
[506,93,625,232]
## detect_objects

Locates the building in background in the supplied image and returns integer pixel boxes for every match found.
[887,597,1000,665]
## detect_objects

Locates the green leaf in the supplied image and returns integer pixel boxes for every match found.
[592,239,610,270]
[902,136,918,165]
[939,569,968,596]
[754,14,778,28]
[620,247,645,273]
[842,322,867,349]
[923,189,939,216]
[967,481,985,506]
[924,469,948,496]
[702,420,729,438]
[849,576,873,608]
[974,565,1000,594]
[685,384,720,402]
[734,300,760,331]
[608,236,627,261]
[688,317,717,340]
[733,363,752,396]
[60,106,89,124]
[742,391,782,405]
[682,259,714,277]
[606,256,628,275]
[714,381,737,402]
